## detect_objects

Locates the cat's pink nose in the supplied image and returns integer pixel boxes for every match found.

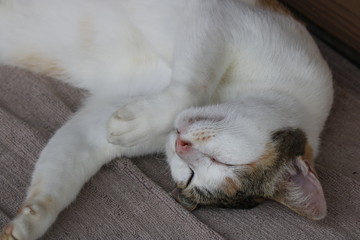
[176,136,192,154]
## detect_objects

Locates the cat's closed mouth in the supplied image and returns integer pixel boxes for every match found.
[185,168,195,187]
[170,169,198,211]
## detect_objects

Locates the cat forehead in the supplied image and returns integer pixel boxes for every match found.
[222,128,309,195]
[218,143,278,195]
[179,119,272,166]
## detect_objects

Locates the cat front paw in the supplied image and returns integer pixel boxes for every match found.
[1,199,57,240]
[107,101,150,146]
[1,206,39,240]
[107,98,175,147]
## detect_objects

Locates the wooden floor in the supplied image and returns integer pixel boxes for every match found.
[281,0,360,55]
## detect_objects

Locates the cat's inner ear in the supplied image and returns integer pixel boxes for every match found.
[271,129,327,220]
[274,156,327,220]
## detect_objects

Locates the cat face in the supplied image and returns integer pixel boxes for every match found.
[166,104,327,220]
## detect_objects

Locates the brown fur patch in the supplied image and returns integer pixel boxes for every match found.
[176,182,188,190]
[246,143,277,170]
[15,54,67,79]
[222,177,241,196]
[193,131,215,143]
[172,128,314,212]
[18,196,56,216]
[17,205,36,215]
[199,132,215,136]
[37,196,56,212]
[239,128,309,198]
[304,142,314,167]
[239,142,283,198]
[256,143,277,165]
[257,0,292,16]
[195,136,213,143]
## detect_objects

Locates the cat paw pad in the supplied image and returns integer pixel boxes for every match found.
[107,100,166,147]
[107,107,148,146]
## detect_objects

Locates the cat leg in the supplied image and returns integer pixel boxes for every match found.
[108,1,232,147]
[0,98,164,240]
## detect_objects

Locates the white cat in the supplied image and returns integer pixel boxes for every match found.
[0,0,333,239]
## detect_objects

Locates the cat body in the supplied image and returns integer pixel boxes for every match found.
[0,0,333,239]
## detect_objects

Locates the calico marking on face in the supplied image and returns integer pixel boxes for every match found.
[256,0,292,16]
[171,128,327,220]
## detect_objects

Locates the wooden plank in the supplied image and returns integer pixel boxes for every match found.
[281,0,360,54]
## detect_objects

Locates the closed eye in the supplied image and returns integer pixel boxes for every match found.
[207,155,236,167]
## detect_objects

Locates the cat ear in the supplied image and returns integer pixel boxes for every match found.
[274,157,327,220]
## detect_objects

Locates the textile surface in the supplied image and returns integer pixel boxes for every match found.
[0,39,359,239]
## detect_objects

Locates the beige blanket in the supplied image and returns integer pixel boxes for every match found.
[0,40,359,239]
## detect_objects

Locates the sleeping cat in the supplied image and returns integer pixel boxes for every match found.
[0,0,333,239]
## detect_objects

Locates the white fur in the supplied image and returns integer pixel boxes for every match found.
[0,0,333,239]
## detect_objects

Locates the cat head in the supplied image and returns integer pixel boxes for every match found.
[166,103,326,220]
